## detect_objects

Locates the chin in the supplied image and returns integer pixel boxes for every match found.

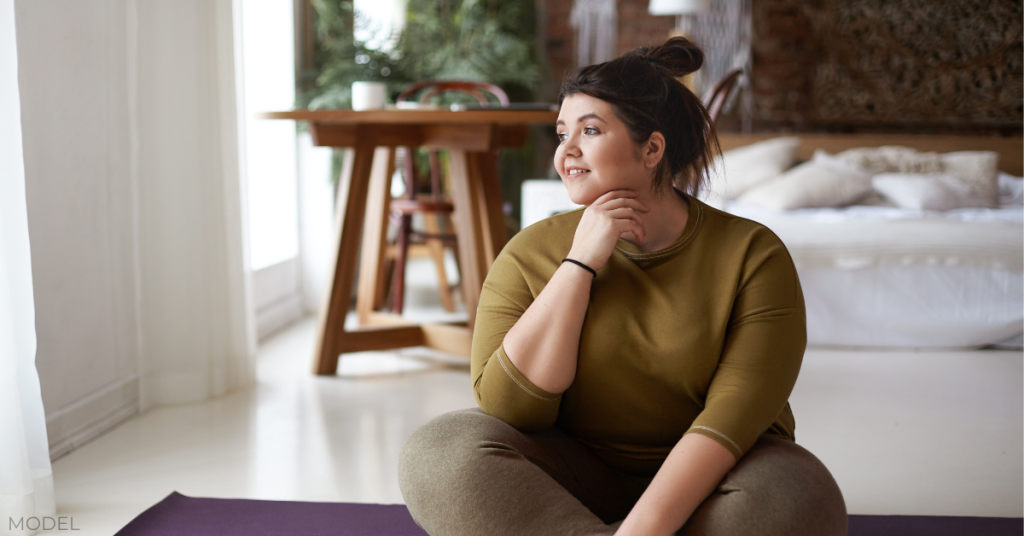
[562,181,596,206]
[565,188,594,207]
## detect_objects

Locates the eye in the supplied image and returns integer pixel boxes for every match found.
[556,132,567,143]
[584,127,600,135]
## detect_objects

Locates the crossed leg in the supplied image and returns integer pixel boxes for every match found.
[399,409,846,536]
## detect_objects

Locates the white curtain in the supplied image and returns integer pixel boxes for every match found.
[0,0,56,533]
[571,0,618,67]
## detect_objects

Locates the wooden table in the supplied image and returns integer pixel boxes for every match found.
[260,109,559,375]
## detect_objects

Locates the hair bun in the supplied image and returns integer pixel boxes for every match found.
[643,36,704,77]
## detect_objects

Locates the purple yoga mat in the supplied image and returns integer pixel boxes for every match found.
[116,492,1023,536]
[114,492,427,536]
[848,514,1023,536]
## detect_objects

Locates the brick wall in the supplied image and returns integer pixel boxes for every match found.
[538,0,1022,134]
[615,0,675,56]
[540,0,673,99]
[749,0,814,131]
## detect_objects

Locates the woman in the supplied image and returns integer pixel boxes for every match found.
[399,37,846,536]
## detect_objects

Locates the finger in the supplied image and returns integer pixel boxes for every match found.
[616,219,647,243]
[607,210,646,240]
[605,207,648,230]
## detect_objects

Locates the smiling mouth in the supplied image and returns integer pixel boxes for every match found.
[567,169,590,177]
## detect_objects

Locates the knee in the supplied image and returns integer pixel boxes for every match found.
[685,436,847,536]
[398,408,511,503]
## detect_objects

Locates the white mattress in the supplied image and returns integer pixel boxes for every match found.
[726,202,1024,349]
[725,204,1023,272]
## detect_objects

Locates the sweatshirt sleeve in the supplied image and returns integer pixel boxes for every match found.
[686,226,806,460]
[470,246,562,431]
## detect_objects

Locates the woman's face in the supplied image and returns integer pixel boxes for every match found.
[555,93,654,206]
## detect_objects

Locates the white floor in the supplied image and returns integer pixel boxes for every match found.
[39,260,1024,535]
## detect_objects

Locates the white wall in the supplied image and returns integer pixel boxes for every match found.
[16,0,139,459]
[15,0,255,458]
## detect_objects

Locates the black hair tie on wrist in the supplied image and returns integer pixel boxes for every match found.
[562,258,597,278]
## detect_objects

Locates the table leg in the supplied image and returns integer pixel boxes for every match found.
[356,147,395,324]
[468,151,509,270]
[313,144,384,375]
[446,150,488,329]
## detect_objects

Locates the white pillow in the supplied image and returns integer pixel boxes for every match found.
[701,137,800,207]
[834,146,944,175]
[997,172,1023,206]
[872,173,990,211]
[735,150,873,211]
[941,151,1000,207]
[834,146,1000,208]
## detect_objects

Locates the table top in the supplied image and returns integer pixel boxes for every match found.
[258,109,560,125]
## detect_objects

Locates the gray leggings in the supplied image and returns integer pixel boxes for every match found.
[399,409,847,536]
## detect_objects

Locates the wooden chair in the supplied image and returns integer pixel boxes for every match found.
[701,68,743,124]
[689,68,744,196]
[387,81,510,314]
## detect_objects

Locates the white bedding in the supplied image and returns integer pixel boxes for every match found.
[800,265,1022,349]
[724,202,1024,349]
[725,203,1023,271]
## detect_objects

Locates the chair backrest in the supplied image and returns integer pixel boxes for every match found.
[397,80,510,106]
[686,69,744,198]
[701,69,743,124]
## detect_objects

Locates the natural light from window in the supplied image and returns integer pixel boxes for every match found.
[241,0,299,271]
[354,0,406,52]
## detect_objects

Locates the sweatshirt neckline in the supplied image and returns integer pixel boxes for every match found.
[614,188,702,261]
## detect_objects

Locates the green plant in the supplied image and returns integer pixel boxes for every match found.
[297,0,408,110]
[299,0,541,108]
[395,0,540,103]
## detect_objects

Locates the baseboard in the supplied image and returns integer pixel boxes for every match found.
[256,292,306,341]
[47,374,139,460]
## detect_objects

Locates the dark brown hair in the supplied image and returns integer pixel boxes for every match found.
[559,37,719,197]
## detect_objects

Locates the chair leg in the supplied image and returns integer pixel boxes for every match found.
[377,257,394,311]
[389,214,412,314]
[389,146,418,315]
[428,150,443,201]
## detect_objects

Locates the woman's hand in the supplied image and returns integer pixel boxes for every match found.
[566,189,650,271]
[614,433,735,536]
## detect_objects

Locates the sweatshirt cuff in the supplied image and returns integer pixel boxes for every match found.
[474,345,561,432]
[685,425,744,461]
[494,345,559,402]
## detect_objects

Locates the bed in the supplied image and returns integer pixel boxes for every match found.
[714,134,1024,349]
[521,134,1024,349]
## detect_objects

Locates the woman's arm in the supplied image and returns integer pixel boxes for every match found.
[502,189,648,394]
[501,262,593,393]
[615,433,736,536]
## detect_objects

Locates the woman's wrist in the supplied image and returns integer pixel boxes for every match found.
[565,248,602,271]
[561,258,597,277]
[614,499,675,536]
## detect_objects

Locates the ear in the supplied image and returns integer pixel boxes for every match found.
[643,132,666,169]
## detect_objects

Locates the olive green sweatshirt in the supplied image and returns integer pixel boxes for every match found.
[470,191,806,476]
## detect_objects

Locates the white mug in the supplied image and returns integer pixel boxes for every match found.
[351,81,387,111]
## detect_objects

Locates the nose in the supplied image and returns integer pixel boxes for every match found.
[560,131,582,157]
